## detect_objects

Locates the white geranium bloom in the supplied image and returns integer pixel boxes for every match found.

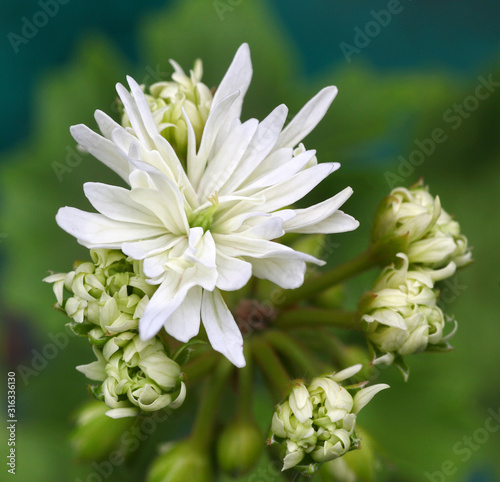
[56,44,359,367]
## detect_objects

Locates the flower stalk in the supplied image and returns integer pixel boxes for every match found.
[275,309,360,331]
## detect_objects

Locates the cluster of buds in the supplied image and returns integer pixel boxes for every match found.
[372,181,472,271]
[122,59,213,159]
[77,332,186,418]
[363,182,471,371]
[361,253,457,367]
[269,365,388,475]
[45,249,185,418]
[44,249,156,341]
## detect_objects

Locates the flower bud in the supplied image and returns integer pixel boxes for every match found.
[44,249,156,337]
[216,417,263,476]
[147,440,213,482]
[372,181,472,271]
[269,365,388,474]
[77,333,186,418]
[361,253,456,365]
[71,400,134,460]
[122,59,213,160]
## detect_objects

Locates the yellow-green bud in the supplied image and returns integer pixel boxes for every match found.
[147,440,213,482]
[216,418,263,476]
[70,400,134,460]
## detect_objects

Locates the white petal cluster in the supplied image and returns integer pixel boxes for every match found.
[270,365,388,473]
[55,44,359,367]
[372,182,472,270]
[362,253,457,365]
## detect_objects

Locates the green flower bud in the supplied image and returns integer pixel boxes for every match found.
[269,366,388,473]
[216,417,263,476]
[44,249,156,338]
[122,59,213,161]
[77,333,186,418]
[361,253,456,365]
[372,181,472,270]
[320,427,378,482]
[70,400,134,460]
[147,440,213,482]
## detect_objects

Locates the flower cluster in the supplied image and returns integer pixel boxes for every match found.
[55,43,359,367]
[363,182,470,370]
[361,253,456,367]
[372,181,471,270]
[45,249,185,418]
[77,332,186,419]
[269,365,388,474]
[44,249,155,340]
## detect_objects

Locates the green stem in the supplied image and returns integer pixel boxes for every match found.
[236,345,254,418]
[275,309,361,331]
[274,247,377,309]
[251,337,291,399]
[264,330,318,379]
[182,349,219,383]
[190,358,233,450]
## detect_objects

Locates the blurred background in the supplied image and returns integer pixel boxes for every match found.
[1,0,500,481]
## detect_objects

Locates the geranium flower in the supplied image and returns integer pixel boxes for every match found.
[56,44,358,367]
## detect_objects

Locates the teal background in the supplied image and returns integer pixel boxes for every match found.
[1,1,500,481]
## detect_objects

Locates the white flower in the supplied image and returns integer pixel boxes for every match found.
[56,44,359,368]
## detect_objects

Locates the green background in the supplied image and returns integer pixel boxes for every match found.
[1,1,500,481]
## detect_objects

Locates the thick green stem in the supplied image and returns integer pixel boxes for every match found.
[275,309,361,331]
[264,330,318,379]
[251,337,291,399]
[190,358,233,450]
[274,247,378,309]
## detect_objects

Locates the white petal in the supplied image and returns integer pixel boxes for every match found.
[249,256,307,289]
[122,234,180,259]
[215,251,252,291]
[188,91,240,189]
[274,86,338,149]
[219,104,288,194]
[201,289,245,367]
[211,43,252,121]
[249,163,339,213]
[164,286,202,342]
[94,110,122,139]
[83,182,161,226]
[197,118,259,200]
[139,271,192,340]
[283,186,355,233]
[70,124,130,182]
[56,207,165,248]
[352,384,390,414]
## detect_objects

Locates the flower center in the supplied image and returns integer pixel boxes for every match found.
[189,192,219,231]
